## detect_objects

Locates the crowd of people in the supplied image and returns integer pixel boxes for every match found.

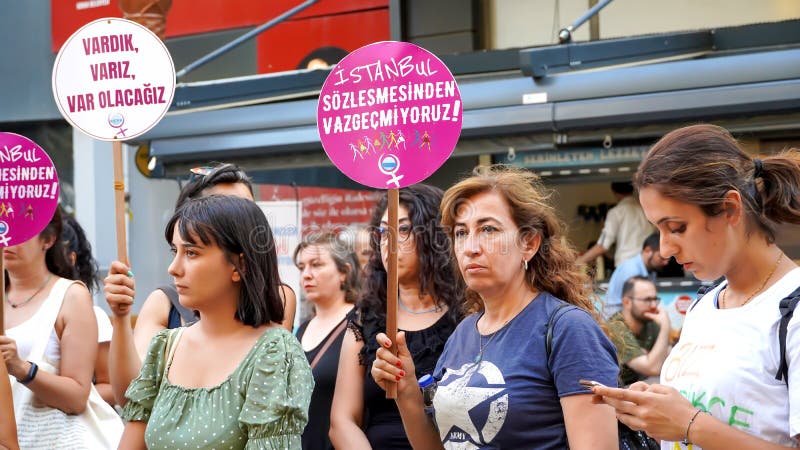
[0,123,798,449]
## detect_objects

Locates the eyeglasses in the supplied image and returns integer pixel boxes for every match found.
[373,224,412,244]
[631,296,661,305]
[188,165,249,183]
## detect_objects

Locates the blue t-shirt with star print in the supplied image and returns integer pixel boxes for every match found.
[432,291,618,449]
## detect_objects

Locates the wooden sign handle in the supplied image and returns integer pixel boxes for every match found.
[386,188,399,399]
[113,141,129,266]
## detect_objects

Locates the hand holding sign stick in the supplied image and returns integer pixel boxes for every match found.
[53,18,175,266]
[317,42,462,399]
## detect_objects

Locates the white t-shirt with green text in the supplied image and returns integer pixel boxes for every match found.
[660,268,800,450]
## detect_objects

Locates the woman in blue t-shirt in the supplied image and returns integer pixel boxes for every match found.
[371,165,619,450]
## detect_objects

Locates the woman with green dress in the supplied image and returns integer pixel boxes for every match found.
[118,195,313,450]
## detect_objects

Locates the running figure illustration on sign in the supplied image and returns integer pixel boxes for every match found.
[421,131,431,151]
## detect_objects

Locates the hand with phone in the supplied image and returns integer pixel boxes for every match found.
[589,381,701,442]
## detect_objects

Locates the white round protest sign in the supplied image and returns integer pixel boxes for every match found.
[52,18,175,141]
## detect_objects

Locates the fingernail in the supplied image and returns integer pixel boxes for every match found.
[384,341,391,348]
[395,376,401,381]
[399,370,405,377]
[395,361,402,367]
[127,270,134,278]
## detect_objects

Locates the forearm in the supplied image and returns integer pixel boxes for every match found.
[396,394,444,450]
[16,368,90,414]
[329,418,372,450]
[109,316,142,406]
[688,412,793,450]
[577,244,606,265]
[644,326,671,374]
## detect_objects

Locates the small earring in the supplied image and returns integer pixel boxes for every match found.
[523,258,528,271]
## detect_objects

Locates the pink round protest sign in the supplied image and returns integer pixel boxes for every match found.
[317,41,462,189]
[0,133,59,247]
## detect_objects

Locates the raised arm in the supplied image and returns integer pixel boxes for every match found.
[104,261,170,406]
[624,309,672,377]
[329,329,372,450]
[372,331,444,450]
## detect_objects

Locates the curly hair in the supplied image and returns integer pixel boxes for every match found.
[358,184,464,324]
[440,165,602,322]
[62,214,100,293]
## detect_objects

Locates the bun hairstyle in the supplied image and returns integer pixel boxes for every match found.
[634,124,800,243]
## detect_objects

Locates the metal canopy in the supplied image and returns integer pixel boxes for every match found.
[139,20,800,178]
[520,18,800,78]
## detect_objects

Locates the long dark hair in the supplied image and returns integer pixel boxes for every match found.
[635,124,800,242]
[359,184,464,324]
[61,214,99,293]
[165,195,283,327]
[6,206,73,289]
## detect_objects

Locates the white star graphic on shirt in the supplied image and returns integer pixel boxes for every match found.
[434,361,507,446]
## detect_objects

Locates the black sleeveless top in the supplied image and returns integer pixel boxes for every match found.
[347,308,458,450]
[296,316,350,450]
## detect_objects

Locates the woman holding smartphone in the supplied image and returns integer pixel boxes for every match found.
[371,166,619,449]
[592,124,800,449]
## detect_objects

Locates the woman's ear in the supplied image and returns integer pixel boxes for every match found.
[722,190,744,225]
[232,253,246,282]
[521,229,542,262]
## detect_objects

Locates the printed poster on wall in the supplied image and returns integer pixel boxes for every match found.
[258,200,302,329]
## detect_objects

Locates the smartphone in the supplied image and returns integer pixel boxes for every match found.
[578,379,605,390]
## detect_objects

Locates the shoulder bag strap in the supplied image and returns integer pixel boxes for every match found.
[775,286,800,384]
[160,327,184,383]
[309,320,348,370]
[545,303,573,361]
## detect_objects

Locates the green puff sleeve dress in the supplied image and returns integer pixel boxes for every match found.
[121,327,313,450]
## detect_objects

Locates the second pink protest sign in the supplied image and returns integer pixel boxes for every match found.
[0,133,59,247]
[317,41,462,189]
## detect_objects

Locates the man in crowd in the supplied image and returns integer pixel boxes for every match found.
[576,181,654,268]
[608,276,672,386]
[604,232,670,316]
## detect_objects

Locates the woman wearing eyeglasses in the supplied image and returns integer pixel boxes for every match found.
[104,163,297,406]
[329,184,464,450]
[592,124,800,450]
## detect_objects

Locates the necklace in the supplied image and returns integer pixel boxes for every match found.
[474,319,509,364]
[721,253,783,309]
[398,296,440,315]
[473,292,534,363]
[6,274,53,309]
